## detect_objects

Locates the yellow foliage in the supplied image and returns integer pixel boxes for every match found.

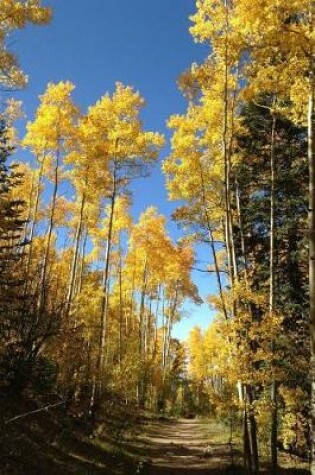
[23,82,79,154]
[0,0,51,88]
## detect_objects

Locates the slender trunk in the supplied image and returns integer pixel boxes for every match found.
[77,230,88,294]
[54,238,68,307]
[66,192,86,314]
[235,177,249,287]
[28,155,45,246]
[243,397,253,475]
[235,182,259,471]
[39,149,60,310]
[162,286,167,374]
[118,235,123,370]
[309,18,315,470]
[153,284,161,360]
[24,156,45,293]
[97,169,117,399]
[124,290,129,338]
[227,65,240,287]
[222,47,235,286]
[165,303,172,368]
[128,256,137,336]
[160,286,167,411]
[138,258,147,407]
[166,282,179,363]
[221,12,254,466]
[198,159,228,320]
[22,168,35,244]
[247,386,259,474]
[145,287,152,357]
[270,111,278,474]
[222,0,238,283]
[139,259,147,360]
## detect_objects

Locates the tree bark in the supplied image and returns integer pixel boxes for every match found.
[243,397,253,475]
[138,257,148,408]
[198,159,229,320]
[66,192,86,314]
[38,149,60,311]
[269,110,278,474]
[118,235,124,370]
[308,35,315,475]
[96,167,117,404]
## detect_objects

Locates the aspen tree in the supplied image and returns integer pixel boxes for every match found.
[84,84,164,406]
[125,208,198,408]
[217,1,315,468]
[168,1,263,469]
[23,82,78,310]
[64,114,108,314]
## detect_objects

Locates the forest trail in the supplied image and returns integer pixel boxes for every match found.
[135,418,239,474]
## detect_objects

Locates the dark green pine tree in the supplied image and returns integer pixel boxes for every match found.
[0,120,61,396]
[0,120,26,272]
[235,97,310,451]
[0,118,30,392]
[236,99,308,318]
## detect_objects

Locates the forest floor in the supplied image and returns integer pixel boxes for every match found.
[0,397,311,474]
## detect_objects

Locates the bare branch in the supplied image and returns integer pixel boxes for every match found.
[5,401,66,425]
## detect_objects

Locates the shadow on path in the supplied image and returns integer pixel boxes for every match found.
[135,418,240,475]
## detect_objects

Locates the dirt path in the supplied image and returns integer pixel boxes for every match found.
[135,418,240,475]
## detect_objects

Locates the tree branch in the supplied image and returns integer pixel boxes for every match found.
[5,400,66,425]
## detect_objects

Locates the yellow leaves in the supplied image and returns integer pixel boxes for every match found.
[24,81,79,153]
[234,280,267,307]
[164,57,238,240]
[127,206,172,285]
[53,196,74,226]
[278,385,309,451]
[190,0,242,66]
[39,81,76,106]
[197,290,286,386]
[124,207,196,302]
[165,107,213,202]
[85,82,164,165]
[90,195,132,249]
[190,0,227,44]
[188,326,207,380]
[279,386,307,412]
[0,1,51,88]
[226,308,285,385]
[289,75,309,126]
[111,195,132,233]
[41,196,73,227]
[73,280,104,333]
[231,0,314,124]
[188,319,239,412]
[0,0,52,28]
[188,0,314,134]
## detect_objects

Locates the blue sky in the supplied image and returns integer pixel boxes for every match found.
[13,0,217,339]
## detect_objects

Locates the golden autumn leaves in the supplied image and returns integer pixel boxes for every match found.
[0,0,51,88]
[14,79,202,409]
[22,80,165,242]
[163,0,314,468]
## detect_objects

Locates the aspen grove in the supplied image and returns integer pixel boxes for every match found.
[1,1,315,474]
